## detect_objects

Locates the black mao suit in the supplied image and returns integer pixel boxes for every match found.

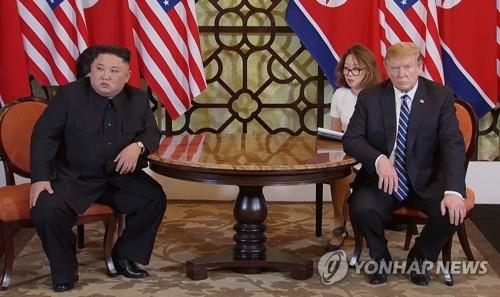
[343,76,466,262]
[30,78,166,285]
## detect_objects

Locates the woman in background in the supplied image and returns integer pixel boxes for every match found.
[75,46,97,79]
[326,44,379,250]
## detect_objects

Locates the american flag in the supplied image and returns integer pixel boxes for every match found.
[18,0,88,86]
[379,0,444,84]
[128,0,207,119]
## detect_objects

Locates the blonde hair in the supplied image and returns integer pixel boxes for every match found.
[335,44,379,89]
[384,42,423,66]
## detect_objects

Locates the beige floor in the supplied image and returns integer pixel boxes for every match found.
[2,201,499,297]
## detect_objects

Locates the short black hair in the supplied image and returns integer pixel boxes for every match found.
[76,45,131,79]
[93,45,131,64]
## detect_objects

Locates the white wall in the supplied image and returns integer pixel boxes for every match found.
[4,161,499,204]
[148,168,319,202]
[464,161,500,204]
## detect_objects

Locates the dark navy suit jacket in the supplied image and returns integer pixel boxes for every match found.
[343,76,466,200]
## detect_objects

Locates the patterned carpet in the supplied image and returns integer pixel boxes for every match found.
[2,201,500,297]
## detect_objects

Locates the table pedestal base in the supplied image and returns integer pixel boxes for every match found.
[186,248,313,280]
[185,185,313,280]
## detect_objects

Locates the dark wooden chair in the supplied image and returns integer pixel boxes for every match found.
[0,98,118,290]
[349,98,478,286]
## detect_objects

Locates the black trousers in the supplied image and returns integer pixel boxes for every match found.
[349,184,457,262]
[30,170,166,285]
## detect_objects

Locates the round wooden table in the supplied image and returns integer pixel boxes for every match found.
[148,133,356,280]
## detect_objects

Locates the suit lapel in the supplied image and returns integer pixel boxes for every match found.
[406,77,428,151]
[381,83,396,155]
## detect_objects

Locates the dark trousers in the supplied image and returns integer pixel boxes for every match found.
[349,185,457,262]
[30,171,166,285]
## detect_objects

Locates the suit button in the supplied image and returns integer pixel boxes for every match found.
[106,123,112,127]
[107,142,112,145]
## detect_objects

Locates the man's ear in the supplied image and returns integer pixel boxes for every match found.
[417,61,424,74]
[125,69,131,83]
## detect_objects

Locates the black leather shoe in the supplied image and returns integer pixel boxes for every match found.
[368,251,392,285]
[53,274,78,292]
[113,253,149,278]
[407,249,430,286]
[369,270,388,284]
[53,283,74,293]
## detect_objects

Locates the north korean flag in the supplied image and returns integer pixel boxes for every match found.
[83,0,141,87]
[286,0,382,85]
[438,0,497,117]
[0,0,31,105]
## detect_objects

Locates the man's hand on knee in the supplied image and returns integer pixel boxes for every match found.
[29,181,54,208]
[440,194,466,226]
[114,143,141,174]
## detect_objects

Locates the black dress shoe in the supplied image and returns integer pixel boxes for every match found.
[53,274,78,292]
[369,270,388,284]
[368,251,392,285]
[53,283,74,293]
[406,249,430,286]
[113,253,149,278]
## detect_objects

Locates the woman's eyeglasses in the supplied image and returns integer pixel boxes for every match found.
[343,67,365,76]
